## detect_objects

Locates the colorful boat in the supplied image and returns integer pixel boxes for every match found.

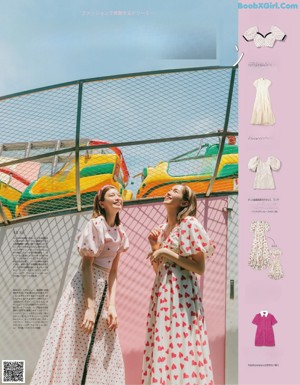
[136,143,238,198]
[0,182,22,222]
[0,158,36,222]
[16,142,132,217]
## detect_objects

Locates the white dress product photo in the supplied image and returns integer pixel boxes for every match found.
[268,246,284,280]
[248,220,271,270]
[248,156,281,189]
[251,78,275,125]
[243,25,286,48]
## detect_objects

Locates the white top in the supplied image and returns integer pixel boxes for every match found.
[248,156,281,189]
[77,216,129,269]
[243,26,286,47]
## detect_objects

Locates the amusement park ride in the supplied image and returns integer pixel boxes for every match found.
[0,137,238,223]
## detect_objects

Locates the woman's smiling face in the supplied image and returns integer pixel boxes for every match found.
[100,188,123,213]
[163,185,185,209]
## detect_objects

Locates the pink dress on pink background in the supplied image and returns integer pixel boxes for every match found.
[30,216,129,385]
[141,216,215,385]
[252,312,278,346]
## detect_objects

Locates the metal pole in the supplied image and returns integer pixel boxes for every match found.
[51,140,61,175]
[25,142,32,158]
[205,67,237,197]
[75,82,83,212]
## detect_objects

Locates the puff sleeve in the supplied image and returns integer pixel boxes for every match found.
[179,216,215,258]
[270,314,278,325]
[266,79,271,87]
[250,220,270,233]
[248,156,259,171]
[270,26,286,41]
[252,314,260,325]
[77,218,105,258]
[267,156,281,171]
[118,225,130,253]
[243,26,258,41]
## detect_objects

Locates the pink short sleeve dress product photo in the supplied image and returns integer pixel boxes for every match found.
[141,216,215,385]
[252,311,278,347]
[30,216,129,385]
[250,78,275,125]
[248,156,281,189]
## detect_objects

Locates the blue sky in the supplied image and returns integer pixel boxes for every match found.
[0,0,238,96]
[0,1,238,198]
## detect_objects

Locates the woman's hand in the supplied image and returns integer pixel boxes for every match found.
[150,248,170,263]
[148,228,161,251]
[152,248,206,275]
[81,307,96,334]
[107,305,118,331]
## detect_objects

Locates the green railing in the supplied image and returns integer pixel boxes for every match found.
[0,66,238,225]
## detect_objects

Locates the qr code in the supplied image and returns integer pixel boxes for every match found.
[2,360,25,383]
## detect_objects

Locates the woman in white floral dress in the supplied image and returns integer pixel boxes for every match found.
[30,185,129,385]
[142,185,215,385]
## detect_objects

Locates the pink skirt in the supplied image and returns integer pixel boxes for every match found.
[30,265,125,385]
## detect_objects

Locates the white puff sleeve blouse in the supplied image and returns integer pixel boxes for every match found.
[248,156,281,189]
[77,217,129,269]
[77,218,105,258]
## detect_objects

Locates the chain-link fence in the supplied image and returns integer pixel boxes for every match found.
[0,66,238,225]
[0,196,231,384]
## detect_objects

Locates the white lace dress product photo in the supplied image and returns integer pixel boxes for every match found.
[251,78,275,125]
[248,156,281,189]
[243,26,286,48]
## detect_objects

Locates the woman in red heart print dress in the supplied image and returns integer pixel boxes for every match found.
[142,185,215,385]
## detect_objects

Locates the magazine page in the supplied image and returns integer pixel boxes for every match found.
[0,1,297,385]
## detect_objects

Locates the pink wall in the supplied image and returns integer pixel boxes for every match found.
[117,197,228,385]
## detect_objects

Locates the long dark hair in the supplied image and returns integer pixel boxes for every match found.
[92,185,121,226]
[176,185,197,223]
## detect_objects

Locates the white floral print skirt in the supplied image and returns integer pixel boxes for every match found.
[30,265,125,385]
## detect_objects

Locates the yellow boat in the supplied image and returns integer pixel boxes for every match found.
[0,182,22,222]
[136,143,238,198]
[17,150,132,217]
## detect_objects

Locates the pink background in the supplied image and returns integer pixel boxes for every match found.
[117,197,228,384]
[239,3,299,384]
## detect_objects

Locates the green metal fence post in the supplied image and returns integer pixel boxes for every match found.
[75,82,83,212]
[205,67,237,197]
